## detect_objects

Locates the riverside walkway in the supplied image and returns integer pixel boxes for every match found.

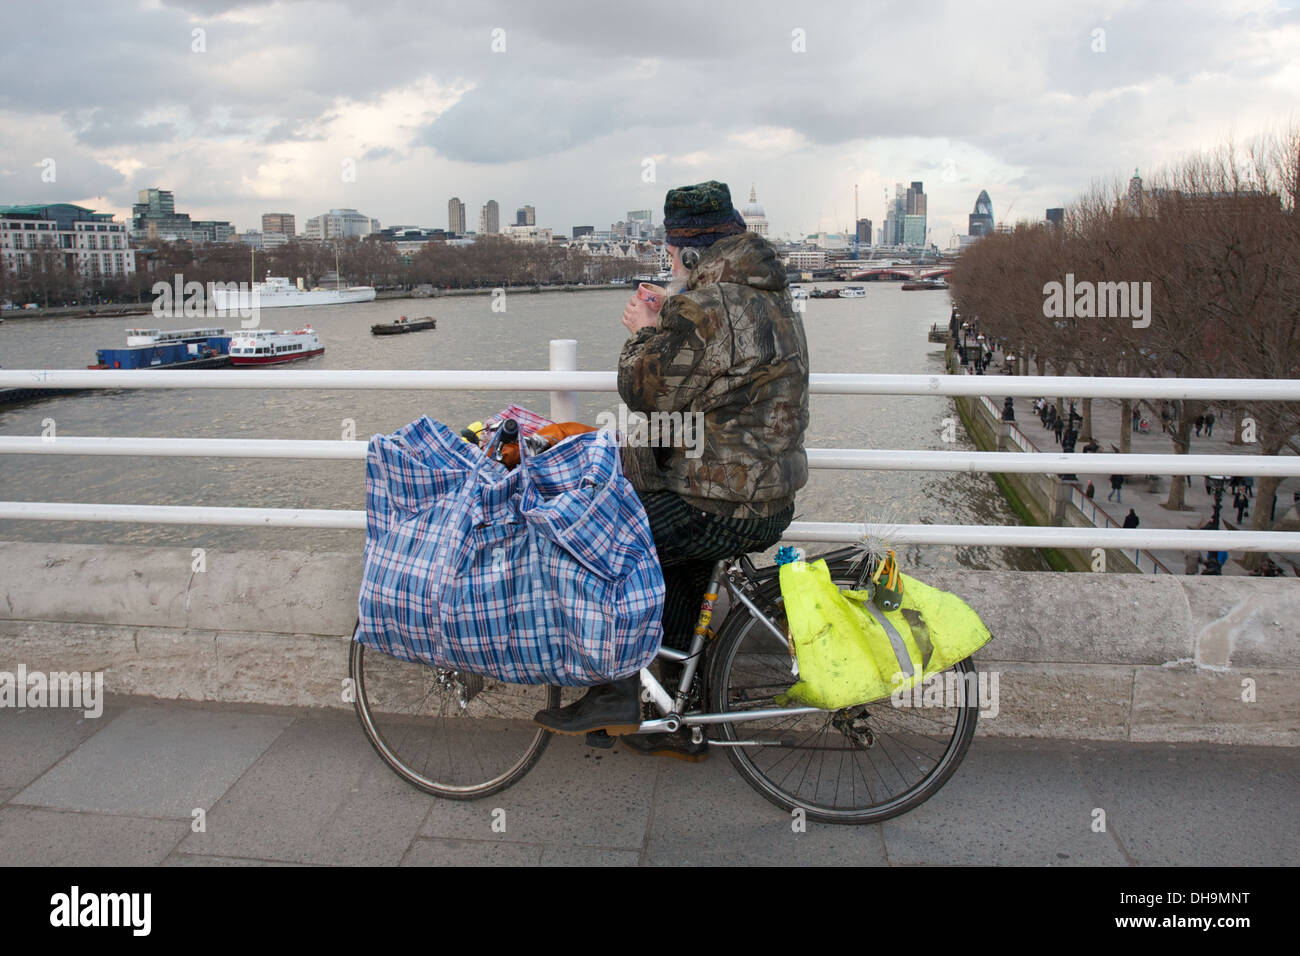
[951,334,1299,575]
[1025,397,1300,576]
[1,697,1296,867]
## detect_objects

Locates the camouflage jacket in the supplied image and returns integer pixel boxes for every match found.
[617,231,810,518]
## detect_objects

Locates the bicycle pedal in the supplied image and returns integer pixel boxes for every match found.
[584,730,616,749]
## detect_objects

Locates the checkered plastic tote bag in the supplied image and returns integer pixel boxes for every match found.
[356,414,665,686]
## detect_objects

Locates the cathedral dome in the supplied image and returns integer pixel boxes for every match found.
[740,185,768,235]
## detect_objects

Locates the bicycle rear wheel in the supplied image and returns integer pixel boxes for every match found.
[350,626,559,799]
[706,563,979,825]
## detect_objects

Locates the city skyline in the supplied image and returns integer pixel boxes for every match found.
[2,1,1297,244]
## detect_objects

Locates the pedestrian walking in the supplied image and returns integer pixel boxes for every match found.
[1132,406,1140,432]
[1195,414,1205,436]
[1054,418,1064,444]
[1160,405,1171,434]
[1204,411,1215,436]
[1108,474,1124,502]
[1086,480,1095,499]
[1122,509,1140,529]
[1234,492,1249,523]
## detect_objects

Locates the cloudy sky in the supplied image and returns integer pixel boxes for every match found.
[2,0,1297,244]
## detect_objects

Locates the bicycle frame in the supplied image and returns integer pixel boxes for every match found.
[629,554,840,741]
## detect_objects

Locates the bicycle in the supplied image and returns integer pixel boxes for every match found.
[350,545,980,825]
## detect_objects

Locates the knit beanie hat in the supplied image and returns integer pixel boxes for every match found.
[663,180,748,247]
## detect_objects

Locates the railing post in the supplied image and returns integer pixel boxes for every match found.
[1052,477,1071,524]
[549,339,578,423]
[997,420,1012,452]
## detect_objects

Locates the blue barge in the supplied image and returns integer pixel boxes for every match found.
[90,326,233,370]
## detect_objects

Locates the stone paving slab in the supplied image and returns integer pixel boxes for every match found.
[173,714,432,866]
[0,807,188,866]
[400,837,544,866]
[417,736,658,850]
[878,738,1129,866]
[539,844,641,866]
[11,705,291,818]
[642,747,891,866]
[1064,741,1300,866]
[0,703,125,794]
[163,853,313,867]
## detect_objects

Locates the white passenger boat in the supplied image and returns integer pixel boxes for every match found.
[228,326,323,364]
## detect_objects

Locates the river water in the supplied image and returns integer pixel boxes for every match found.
[0,283,1045,570]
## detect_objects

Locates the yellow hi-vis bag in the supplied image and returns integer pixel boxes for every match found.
[775,559,992,710]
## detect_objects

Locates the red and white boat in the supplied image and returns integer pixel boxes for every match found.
[228,326,323,365]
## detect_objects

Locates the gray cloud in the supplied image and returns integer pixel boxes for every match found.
[0,0,1294,240]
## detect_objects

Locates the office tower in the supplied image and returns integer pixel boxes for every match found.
[128,187,233,243]
[479,200,499,235]
[902,215,927,247]
[906,181,927,216]
[903,182,927,247]
[892,183,907,244]
[448,197,466,235]
[304,208,379,239]
[262,213,295,235]
[968,190,995,237]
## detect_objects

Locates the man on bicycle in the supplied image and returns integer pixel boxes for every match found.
[534,180,810,758]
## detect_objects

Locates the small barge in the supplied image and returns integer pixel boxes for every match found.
[371,315,436,335]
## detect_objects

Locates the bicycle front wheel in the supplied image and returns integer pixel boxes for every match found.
[707,565,979,825]
[350,628,559,800]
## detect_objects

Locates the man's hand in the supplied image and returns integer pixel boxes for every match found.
[622,293,659,335]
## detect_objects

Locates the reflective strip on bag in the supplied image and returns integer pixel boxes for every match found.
[863,603,914,679]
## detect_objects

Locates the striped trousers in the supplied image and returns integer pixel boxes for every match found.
[636,490,794,651]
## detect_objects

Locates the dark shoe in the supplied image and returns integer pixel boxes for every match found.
[621,729,709,762]
[533,676,641,736]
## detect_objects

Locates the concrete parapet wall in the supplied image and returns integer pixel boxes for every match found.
[1,542,1296,745]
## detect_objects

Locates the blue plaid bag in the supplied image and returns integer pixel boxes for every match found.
[355,415,665,685]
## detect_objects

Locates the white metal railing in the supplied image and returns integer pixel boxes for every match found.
[0,437,1295,477]
[4,368,1300,400]
[2,355,1299,557]
[1007,425,1036,453]
[1,502,1295,553]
